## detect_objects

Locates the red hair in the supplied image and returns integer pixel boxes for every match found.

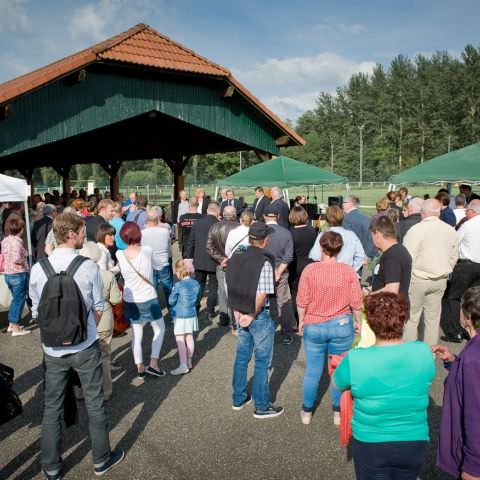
[120,221,141,245]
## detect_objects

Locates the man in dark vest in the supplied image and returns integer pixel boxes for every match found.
[226,222,284,419]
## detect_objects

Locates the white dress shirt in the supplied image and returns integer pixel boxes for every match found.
[458,214,480,263]
[29,247,104,357]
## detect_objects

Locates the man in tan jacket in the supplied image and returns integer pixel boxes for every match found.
[403,199,459,345]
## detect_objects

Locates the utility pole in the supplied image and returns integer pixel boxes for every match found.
[358,125,364,185]
[448,135,451,153]
[239,151,242,171]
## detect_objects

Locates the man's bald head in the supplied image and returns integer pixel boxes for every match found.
[467,199,480,216]
[222,205,237,220]
[421,198,441,218]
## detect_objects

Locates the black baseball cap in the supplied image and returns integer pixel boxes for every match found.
[263,205,278,217]
[249,222,274,240]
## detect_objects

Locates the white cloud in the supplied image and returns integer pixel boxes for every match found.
[0,0,31,35]
[232,53,375,121]
[337,23,367,34]
[233,53,375,89]
[263,91,321,121]
[68,0,161,42]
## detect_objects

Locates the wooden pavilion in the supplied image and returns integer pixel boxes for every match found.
[0,24,304,199]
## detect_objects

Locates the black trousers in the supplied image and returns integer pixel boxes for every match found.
[195,270,218,314]
[352,438,427,480]
[440,260,480,337]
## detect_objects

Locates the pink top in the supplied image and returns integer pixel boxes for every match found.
[1,235,29,274]
[296,262,362,324]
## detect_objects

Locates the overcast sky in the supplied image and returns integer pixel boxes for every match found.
[1,0,479,121]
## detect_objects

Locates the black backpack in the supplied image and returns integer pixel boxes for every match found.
[0,363,22,425]
[37,256,89,347]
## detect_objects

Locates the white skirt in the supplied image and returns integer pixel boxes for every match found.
[173,316,199,335]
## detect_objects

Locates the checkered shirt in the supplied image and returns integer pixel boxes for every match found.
[257,260,274,294]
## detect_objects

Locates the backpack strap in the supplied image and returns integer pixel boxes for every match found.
[65,255,89,277]
[39,257,57,279]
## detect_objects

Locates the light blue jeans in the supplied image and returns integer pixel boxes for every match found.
[302,314,354,412]
[232,309,275,411]
[4,272,29,324]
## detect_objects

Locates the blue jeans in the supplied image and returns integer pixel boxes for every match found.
[302,314,354,412]
[153,264,173,300]
[42,341,111,472]
[232,309,275,411]
[4,272,29,324]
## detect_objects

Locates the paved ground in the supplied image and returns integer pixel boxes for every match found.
[0,250,460,480]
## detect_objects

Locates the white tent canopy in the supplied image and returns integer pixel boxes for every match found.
[0,174,32,265]
[0,174,30,202]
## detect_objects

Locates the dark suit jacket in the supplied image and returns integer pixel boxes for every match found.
[185,214,218,272]
[343,209,376,258]
[396,213,422,244]
[220,198,242,216]
[32,215,53,261]
[252,195,271,222]
[267,199,290,229]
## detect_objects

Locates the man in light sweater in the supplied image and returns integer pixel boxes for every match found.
[403,199,459,345]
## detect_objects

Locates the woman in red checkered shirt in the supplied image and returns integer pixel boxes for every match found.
[296,231,362,426]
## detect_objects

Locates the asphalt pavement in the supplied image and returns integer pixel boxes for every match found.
[0,285,460,480]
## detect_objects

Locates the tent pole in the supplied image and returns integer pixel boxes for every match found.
[24,201,33,268]
[214,186,219,202]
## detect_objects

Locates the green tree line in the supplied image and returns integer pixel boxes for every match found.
[282,44,480,181]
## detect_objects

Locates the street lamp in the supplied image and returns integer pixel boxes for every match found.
[358,125,364,185]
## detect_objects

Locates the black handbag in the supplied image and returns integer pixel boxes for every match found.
[0,363,22,425]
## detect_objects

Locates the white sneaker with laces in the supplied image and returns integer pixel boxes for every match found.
[170,365,189,375]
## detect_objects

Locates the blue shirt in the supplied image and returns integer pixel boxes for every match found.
[109,217,127,250]
[309,226,366,272]
[126,209,148,230]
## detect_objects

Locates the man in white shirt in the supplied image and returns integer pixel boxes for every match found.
[403,199,459,345]
[141,206,173,301]
[440,200,480,342]
[29,213,124,479]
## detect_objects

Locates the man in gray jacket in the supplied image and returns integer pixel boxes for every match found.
[263,206,296,344]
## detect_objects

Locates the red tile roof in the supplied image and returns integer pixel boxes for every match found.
[0,24,304,146]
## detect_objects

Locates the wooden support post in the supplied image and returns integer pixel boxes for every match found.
[164,155,190,201]
[53,165,72,195]
[99,160,122,201]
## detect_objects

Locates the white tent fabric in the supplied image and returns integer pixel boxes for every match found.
[0,174,29,202]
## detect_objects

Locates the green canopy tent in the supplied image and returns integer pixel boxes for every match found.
[216,156,348,203]
[389,142,480,185]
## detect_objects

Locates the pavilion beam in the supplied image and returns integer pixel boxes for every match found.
[164,155,191,201]
[254,150,272,162]
[99,160,122,201]
[18,167,35,202]
[53,165,72,195]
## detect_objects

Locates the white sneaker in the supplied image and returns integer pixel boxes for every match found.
[333,412,341,426]
[11,328,31,336]
[170,365,189,375]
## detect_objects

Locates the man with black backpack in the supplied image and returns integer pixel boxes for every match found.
[29,213,125,479]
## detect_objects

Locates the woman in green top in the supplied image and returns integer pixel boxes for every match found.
[334,292,435,480]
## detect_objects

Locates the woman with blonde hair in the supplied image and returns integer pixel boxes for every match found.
[168,259,200,375]
[196,187,208,214]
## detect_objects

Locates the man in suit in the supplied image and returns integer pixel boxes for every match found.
[220,189,242,217]
[342,195,376,258]
[185,201,220,319]
[32,204,57,261]
[267,187,290,229]
[252,186,271,222]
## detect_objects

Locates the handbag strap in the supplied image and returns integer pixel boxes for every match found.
[228,233,249,258]
[123,251,155,289]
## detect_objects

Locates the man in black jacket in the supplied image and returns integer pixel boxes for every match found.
[32,204,57,261]
[252,186,271,222]
[185,201,220,318]
[206,206,239,327]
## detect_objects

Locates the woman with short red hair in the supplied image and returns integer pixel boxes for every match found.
[334,292,435,480]
[116,221,166,379]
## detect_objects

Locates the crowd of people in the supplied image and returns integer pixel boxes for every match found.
[1,182,480,480]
